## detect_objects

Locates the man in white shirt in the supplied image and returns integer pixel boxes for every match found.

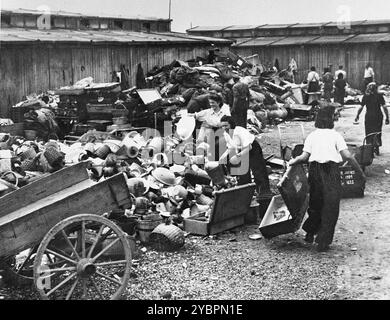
[364,63,375,88]
[219,115,271,196]
[335,65,347,81]
[307,66,320,93]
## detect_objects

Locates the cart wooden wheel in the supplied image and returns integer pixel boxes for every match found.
[33,214,132,300]
[1,245,74,286]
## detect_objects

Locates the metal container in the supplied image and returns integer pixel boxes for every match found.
[137,215,163,243]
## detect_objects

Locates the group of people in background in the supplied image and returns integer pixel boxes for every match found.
[306,65,348,105]
[306,63,378,105]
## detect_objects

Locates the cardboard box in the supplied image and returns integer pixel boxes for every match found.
[184,183,256,235]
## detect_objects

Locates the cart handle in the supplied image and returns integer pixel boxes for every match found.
[363,132,381,146]
[0,171,19,190]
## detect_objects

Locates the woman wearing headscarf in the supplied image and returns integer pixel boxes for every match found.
[322,67,334,102]
[288,105,365,252]
[355,82,389,155]
[334,73,347,106]
[307,66,320,93]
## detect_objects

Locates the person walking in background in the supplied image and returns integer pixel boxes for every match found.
[335,65,347,81]
[289,58,298,83]
[322,67,334,102]
[287,105,366,252]
[307,66,320,93]
[364,63,375,89]
[355,82,389,155]
[231,82,249,128]
[334,73,347,106]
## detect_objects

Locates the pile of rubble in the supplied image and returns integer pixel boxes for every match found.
[2,50,363,250]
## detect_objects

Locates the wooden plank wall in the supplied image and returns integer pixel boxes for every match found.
[0,43,223,117]
[233,43,390,91]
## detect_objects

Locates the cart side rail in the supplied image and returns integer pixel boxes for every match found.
[0,172,131,260]
[0,162,90,218]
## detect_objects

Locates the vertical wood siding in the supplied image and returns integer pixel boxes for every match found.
[0,43,222,117]
[233,43,390,92]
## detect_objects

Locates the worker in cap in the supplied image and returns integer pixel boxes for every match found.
[287,105,365,252]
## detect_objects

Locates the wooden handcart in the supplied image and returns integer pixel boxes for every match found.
[0,161,133,300]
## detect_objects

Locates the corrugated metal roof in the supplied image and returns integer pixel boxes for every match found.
[233,36,285,47]
[362,19,390,25]
[0,28,232,44]
[290,22,328,28]
[256,23,298,29]
[324,20,366,27]
[1,8,83,17]
[223,25,263,31]
[187,26,227,32]
[149,31,232,43]
[188,19,390,33]
[232,38,255,45]
[344,33,390,43]
[270,35,319,46]
[309,34,356,44]
[0,8,170,21]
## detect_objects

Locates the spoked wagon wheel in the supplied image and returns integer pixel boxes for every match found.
[33,214,132,300]
[1,245,69,287]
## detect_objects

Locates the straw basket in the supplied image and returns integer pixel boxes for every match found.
[19,147,37,161]
[94,144,111,159]
[149,223,185,251]
[43,147,64,167]
[111,103,129,118]
[20,158,38,171]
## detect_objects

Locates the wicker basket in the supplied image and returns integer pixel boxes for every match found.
[20,158,38,171]
[19,147,37,161]
[94,144,111,159]
[111,104,129,118]
[149,223,185,251]
[44,147,64,167]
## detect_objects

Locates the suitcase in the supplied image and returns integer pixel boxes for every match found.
[184,183,256,235]
[259,164,309,239]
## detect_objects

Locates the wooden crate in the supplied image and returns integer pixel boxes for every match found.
[184,183,256,235]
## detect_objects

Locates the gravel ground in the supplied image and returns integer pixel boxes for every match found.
[2,105,389,300]
[125,228,340,300]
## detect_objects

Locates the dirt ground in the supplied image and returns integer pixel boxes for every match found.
[1,104,389,300]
